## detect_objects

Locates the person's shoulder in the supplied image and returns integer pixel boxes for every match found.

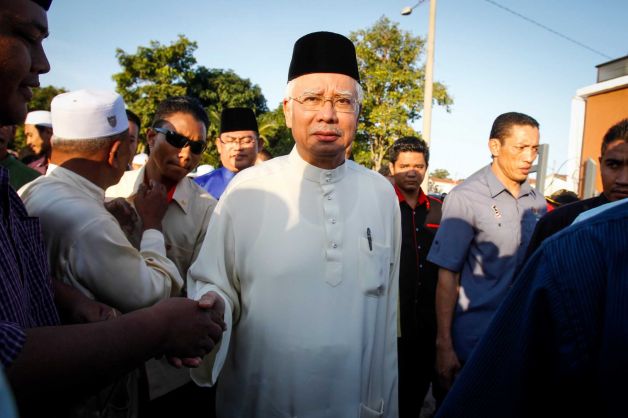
[184,177,218,207]
[194,168,222,185]
[106,169,140,198]
[228,156,290,189]
[347,161,395,193]
[448,166,488,196]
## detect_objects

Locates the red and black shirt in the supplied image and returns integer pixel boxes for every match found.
[395,186,443,340]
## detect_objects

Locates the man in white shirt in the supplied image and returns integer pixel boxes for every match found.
[106,96,218,414]
[20,89,183,313]
[188,31,401,418]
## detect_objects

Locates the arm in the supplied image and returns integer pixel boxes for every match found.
[6,297,223,411]
[435,267,461,390]
[53,279,119,324]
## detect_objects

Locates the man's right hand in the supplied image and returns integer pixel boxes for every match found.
[134,180,168,232]
[152,297,226,359]
[436,343,461,390]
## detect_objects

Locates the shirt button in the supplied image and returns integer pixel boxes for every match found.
[419,264,423,268]
[327,195,333,200]
[415,228,419,232]
[331,242,338,249]
[330,218,337,224]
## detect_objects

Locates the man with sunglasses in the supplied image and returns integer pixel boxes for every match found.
[194,107,261,199]
[187,32,400,418]
[106,95,218,414]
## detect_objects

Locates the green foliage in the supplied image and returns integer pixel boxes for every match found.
[113,35,268,167]
[431,168,450,179]
[350,16,453,170]
[257,104,293,158]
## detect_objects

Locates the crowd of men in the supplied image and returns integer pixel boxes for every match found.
[1,1,627,418]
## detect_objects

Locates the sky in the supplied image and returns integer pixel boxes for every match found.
[42,0,627,179]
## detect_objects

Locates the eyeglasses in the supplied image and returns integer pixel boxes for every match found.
[289,93,358,113]
[153,127,207,155]
[219,135,257,147]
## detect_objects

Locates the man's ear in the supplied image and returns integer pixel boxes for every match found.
[388,162,395,175]
[107,139,124,168]
[283,99,293,129]
[488,138,501,158]
[146,127,156,153]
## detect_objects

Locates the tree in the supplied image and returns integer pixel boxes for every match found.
[350,16,453,170]
[113,35,268,166]
[257,104,293,158]
[431,168,450,179]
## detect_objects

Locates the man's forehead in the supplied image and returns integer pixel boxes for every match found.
[604,139,628,156]
[293,73,357,92]
[1,0,49,35]
[222,130,257,137]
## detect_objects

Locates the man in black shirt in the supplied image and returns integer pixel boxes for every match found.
[526,118,628,257]
[389,136,443,417]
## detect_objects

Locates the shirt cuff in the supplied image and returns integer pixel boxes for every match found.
[140,229,167,256]
[0,322,27,368]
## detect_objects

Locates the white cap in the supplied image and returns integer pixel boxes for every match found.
[188,164,214,177]
[132,153,148,166]
[24,110,52,127]
[51,89,128,140]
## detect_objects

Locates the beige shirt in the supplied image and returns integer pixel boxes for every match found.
[106,166,217,281]
[188,148,401,418]
[19,166,183,313]
[106,166,217,399]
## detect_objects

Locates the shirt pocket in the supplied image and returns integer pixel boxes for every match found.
[358,236,390,298]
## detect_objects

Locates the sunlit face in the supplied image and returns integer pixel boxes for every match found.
[599,139,628,202]
[24,123,51,154]
[216,130,259,173]
[0,0,50,125]
[127,120,139,157]
[147,111,206,184]
[389,151,427,195]
[490,124,539,185]
[283,73,359,169]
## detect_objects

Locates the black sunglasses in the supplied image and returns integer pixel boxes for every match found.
[153,127,207,155]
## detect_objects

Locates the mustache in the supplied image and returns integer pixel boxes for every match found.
[308,126,343,136]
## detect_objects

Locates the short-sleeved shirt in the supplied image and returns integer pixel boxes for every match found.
[427,164,546,362]
[0,167,59,367]
[194,166,236,200]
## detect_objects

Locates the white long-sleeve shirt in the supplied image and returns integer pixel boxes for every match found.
[19,166,183,313]
[188,147,401,418]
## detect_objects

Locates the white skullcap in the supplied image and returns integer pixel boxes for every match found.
[51,89,128,140]
[24,110,52,127]
[132,153,148,166]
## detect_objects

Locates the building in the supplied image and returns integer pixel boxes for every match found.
[566,55,628,197]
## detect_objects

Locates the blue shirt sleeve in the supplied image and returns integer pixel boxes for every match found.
[0,321,26,367]
[427,189,475,272]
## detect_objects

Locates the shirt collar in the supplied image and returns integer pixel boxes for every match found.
[125,165,195,214]
[288,146,347,184]
[394,184,430,209]
[485,163,535,199]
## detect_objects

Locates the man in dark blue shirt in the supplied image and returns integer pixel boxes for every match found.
[437,199,628,418]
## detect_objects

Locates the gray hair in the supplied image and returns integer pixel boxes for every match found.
[284,78,364,112]
[51,130,127,155]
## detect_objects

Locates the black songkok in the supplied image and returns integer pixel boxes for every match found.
[288,31,360,83]
[220,108,258,134]
[30,0,52,11]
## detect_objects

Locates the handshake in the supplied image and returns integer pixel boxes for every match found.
[150,291,227,368]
